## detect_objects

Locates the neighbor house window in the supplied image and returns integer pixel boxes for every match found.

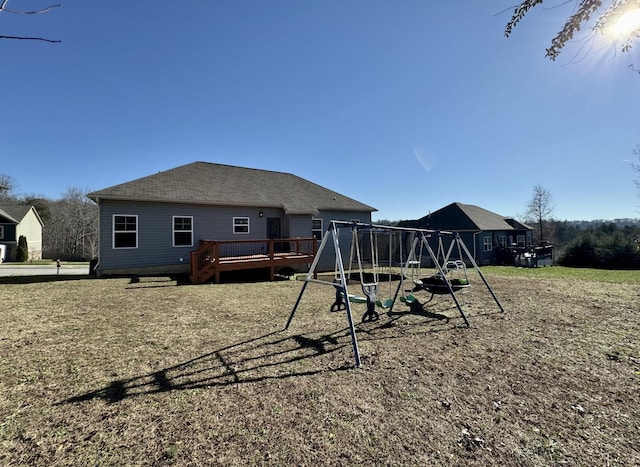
[113,215,137,249]
[498,235,507,248]
[173,216,193,247]
[233,217,250,234]
[312,218,323,240]
[0,226,4,240]
[517,235,526,247]
[483,236,493,252]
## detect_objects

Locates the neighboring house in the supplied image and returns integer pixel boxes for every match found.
[0,205,45,262]
[397,202,535,266]
[87,161,376,279]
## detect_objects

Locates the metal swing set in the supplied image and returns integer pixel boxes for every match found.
[285,220,504,367]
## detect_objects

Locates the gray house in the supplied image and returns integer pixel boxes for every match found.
[87,161,376,280]
[397,202,535,265]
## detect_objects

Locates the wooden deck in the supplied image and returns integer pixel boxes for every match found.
[189,237,317,284]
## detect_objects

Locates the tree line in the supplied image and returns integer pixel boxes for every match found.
[0,174,98,261]
[545,220,640,270]
[523,185,640,269]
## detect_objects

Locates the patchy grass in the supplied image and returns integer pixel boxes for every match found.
[481,265,640,285]
[0,270,638,465]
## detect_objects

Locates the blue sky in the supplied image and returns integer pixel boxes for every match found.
[2,1,639,221]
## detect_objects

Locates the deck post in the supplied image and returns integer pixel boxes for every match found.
[214,241,220,283]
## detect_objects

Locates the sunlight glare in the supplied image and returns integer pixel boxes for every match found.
[608,8,640,39]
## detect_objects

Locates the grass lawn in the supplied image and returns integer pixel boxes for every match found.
[1,268,638,465]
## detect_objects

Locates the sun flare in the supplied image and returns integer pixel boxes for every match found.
[608,8,640,39]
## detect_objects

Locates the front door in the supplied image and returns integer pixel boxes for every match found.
[267,218,283,252]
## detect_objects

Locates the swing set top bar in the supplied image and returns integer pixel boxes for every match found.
[327,220,456,237]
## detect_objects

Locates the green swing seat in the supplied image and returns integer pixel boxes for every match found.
[400,293,416,304]
[375,298,394,309]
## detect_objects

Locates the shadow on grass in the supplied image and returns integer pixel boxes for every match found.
[387,299,450,323]
[122,271,295,288]
[57,330,352,405]
[0,275,95,285]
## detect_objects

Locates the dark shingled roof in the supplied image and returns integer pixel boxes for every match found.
[0,205,34,224]
[399,202,533,231]
[88,161,376,215]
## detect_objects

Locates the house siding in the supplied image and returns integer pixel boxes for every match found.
[287,215,311,238]
[98,200,271,274]
[308,211,373,272]
[17,209,43,260]
[96,201,373,275]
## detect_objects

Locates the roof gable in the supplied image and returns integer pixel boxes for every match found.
[88,162,376,215]
[0,205,42,225]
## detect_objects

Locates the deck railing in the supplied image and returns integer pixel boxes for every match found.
[189,237,317,284]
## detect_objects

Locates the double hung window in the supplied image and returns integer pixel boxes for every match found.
[233,217,249,234]
[173,216,193,247]
[113,215,137,249]
[312,218,323,240]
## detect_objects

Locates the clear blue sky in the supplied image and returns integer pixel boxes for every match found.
[2,1,639,221]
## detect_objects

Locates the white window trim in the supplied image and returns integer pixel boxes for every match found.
[172,216,194,247]
[517,234,526,247]
[233,216,250,234]
[483,236,493,252]
[113,214,138,249]
[498,235,507,248]
[312,218,323,239]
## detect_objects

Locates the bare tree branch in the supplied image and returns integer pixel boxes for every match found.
[0,34,60,43]
[0,3,61,15]
[0,0,61,43]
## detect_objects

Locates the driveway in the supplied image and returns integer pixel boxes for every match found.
[0,264,90,276]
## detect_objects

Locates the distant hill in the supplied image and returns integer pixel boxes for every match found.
[561,218,640,229]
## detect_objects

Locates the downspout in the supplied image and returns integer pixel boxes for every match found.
[91,196,100,277]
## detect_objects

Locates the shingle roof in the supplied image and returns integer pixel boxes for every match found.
[88,162,376,215]
[454,203,522,230]
[399,202,532,231]
[0,205,33,224]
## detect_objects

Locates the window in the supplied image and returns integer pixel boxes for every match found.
[498,235,507,248]
[0,225,4,240]
[173,216,193,247]
[517,235,526,247]
[483,236,493,252]
[233,217,249,234]
[312,218,323,240]
[113,215,137,249]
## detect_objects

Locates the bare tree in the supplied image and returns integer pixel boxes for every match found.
[0,173,18,200]
[524,185,555,244]
[0,0,61,43]
[45,188,98,260]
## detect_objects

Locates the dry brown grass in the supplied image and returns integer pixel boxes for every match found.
[1,270,639,466]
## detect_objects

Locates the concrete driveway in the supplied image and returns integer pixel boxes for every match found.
[0,264,90,276]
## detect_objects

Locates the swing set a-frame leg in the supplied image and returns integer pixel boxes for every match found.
[285,222,363,368]
[455,235,505,314]
[421,233,471,327]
